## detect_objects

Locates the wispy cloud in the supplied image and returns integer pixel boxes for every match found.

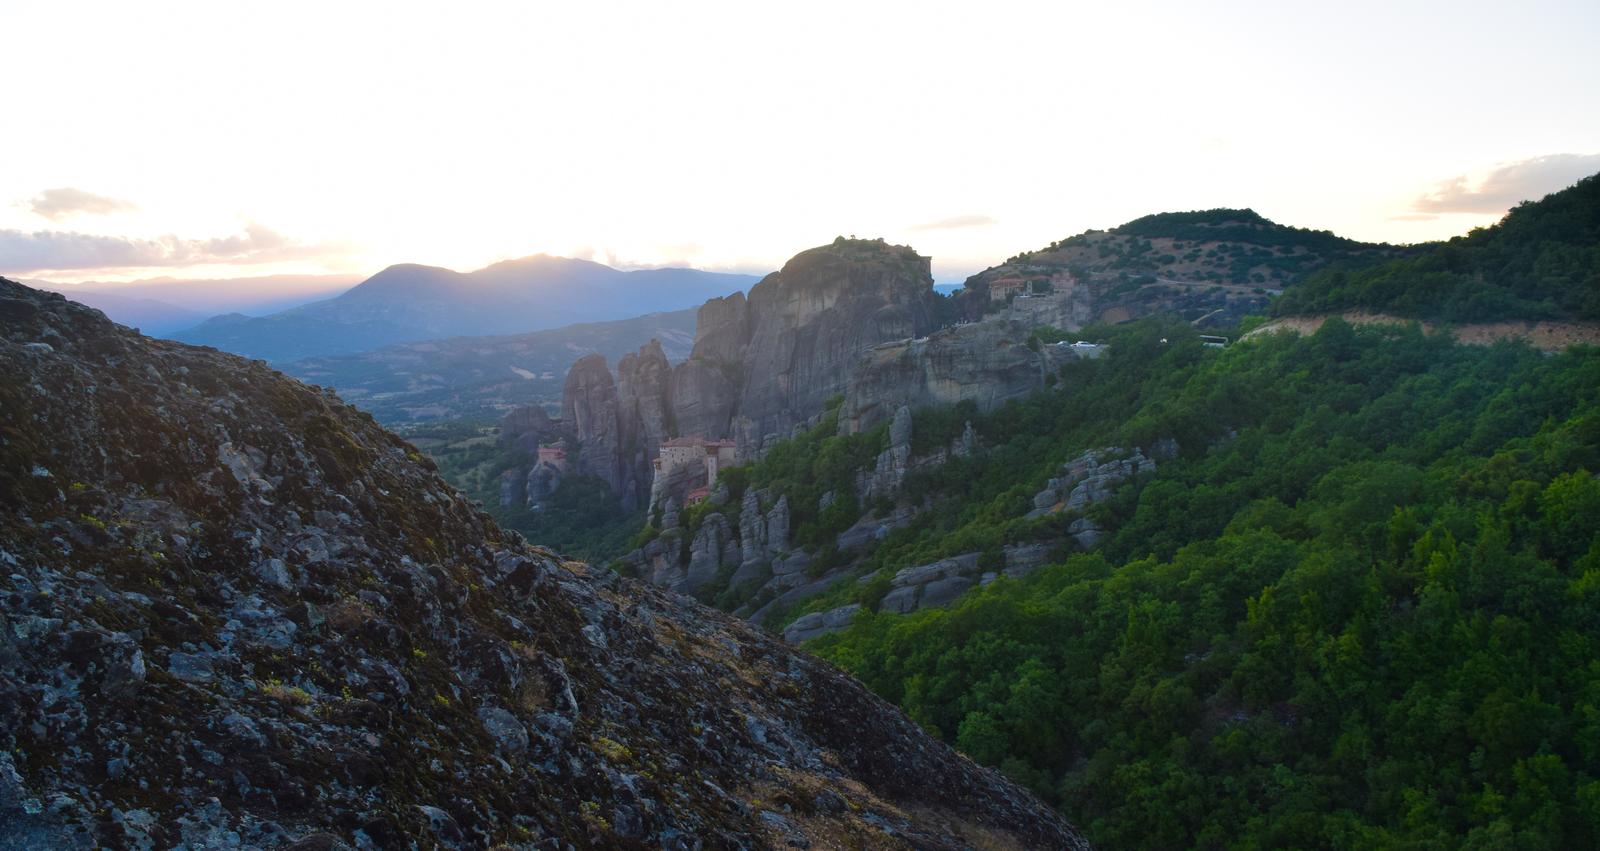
[1413,153,1600,215]
[26,187,138,220]
[0,223,327,274]
[909,213,997,231]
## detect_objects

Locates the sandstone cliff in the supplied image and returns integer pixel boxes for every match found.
[0,279,1088,849]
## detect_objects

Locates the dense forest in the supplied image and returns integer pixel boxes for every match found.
[804,318,1600,848]
[1274,174,1600,321]
[1112,208,1375,254]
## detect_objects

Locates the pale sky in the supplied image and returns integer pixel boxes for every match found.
[3,0,1598,285]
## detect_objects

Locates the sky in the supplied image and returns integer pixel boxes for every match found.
[2,0,1598,287]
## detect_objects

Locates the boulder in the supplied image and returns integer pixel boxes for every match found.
[1002,543,1051,579]
[782,604,863,644]
[918,575,976,609]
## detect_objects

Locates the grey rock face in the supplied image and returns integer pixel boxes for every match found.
[561,353,624,494]
[764,495,791,558]
[835,506,916,551]
[1068,517,1104,549]
[560,241,946,511]
[667,358,740,446]
[892,554,980,589]
[498,468,522,508]
[166,651,217,683]
[687,292,751,364]
[839,319,1074,435]
[954,420,978,457]
[615,340,674,507]
[888,404,913,448]
[1002,543,1052,580]
[739,488,767,566]
[1025,444,1165,525]
[729,241,940,451]
[254,557,292,589]
[880,585,919,614]
[686,513,733,593]
[498,404,561,453]
[525,462,562,508]
[919,575,977,609]
[1063,448,1154,513]
[858,406,914,502]
[478,706,529,755]
[783,604,863,643]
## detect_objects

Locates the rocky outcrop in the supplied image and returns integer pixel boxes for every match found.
[667,357,740,443]
[498,467,522,507]
[786,542,1061,644]
[557,342,679,512]
[685,512,739,594]
[524,461,562,509]
[1027,444,1169,533]
[560,352,625,496]
[881,554,982,614]
[497,404,567,509]
[616,484,802,603]
[836,505,918,550]
[784,603,863,643]
[497,403,561,453]
[615,340,673,503]
[566,239,946,512]
[764,494,791,559]
[738,487,767,566]
[725,239,941,451]
[858,405,913,502]
[687,291,753,364]
[0,279,1089,849]
[839,318,1084,435]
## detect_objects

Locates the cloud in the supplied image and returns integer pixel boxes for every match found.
[0,223,324,274]
[1413,153,1600,214]
[1387,213,1438,222]
[908,213,997,231]
[26,187,138,220]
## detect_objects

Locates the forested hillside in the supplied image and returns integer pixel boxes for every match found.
[805,318,1600,848]
[1275,173,1600,321]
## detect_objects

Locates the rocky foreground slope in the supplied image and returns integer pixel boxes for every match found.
[0,280,1088,849]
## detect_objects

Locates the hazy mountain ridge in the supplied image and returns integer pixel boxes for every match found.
[170,256,759,363]
[284,308,699,424]
[0,278,1088,849]
[22,287,206,335]
[30,273,362,331]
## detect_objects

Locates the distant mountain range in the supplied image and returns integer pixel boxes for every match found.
[26,273,362,334]
[283,307,699,424]
[169,256,760,362]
